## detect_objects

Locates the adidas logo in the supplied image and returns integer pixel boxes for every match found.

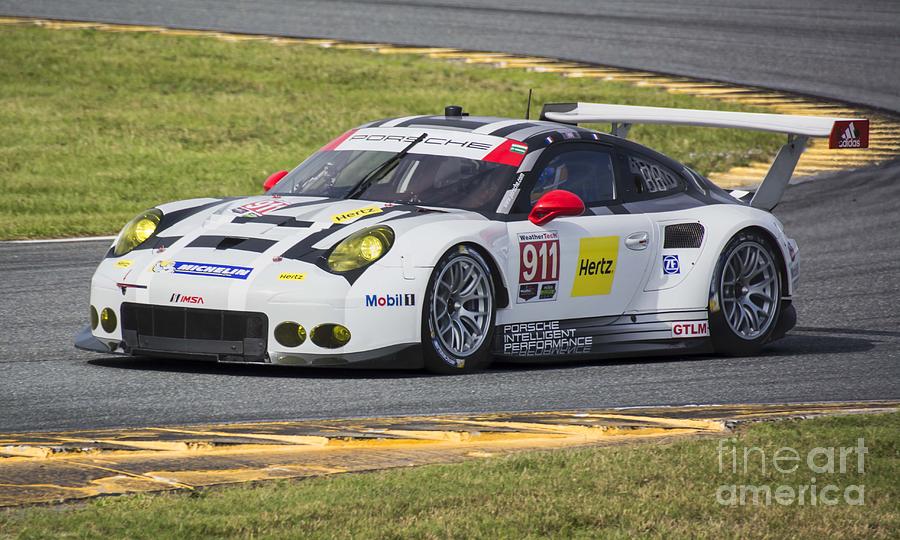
[838,122,862,148]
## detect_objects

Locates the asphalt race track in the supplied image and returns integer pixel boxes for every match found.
[0,1,899,432]
[1,0,898,113]
[3,162,899,432]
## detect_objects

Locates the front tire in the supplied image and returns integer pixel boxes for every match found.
[422,245,496,374]
[710,230,783,356]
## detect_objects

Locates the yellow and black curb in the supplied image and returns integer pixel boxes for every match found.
[1,16,899,189]
[1,402,896,507]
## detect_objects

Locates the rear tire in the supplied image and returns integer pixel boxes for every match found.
[709,230,783,356]
[422,245,496,374]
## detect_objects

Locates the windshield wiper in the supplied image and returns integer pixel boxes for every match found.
[346,132,427,199]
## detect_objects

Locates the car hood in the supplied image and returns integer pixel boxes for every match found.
[134,195,479,265]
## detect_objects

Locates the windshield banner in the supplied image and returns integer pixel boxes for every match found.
[330,127,527,167]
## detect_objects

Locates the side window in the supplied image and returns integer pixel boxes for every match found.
[627,154,683,195]
[529,150,616,206]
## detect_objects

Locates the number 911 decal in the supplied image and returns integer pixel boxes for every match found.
[517,231,560,303]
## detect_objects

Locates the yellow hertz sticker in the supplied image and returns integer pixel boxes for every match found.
[278,272,306,281]
[115,260,133,269]
[331,205,382,224]
[571,236,618,297]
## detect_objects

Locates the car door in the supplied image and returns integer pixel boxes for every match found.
[502,143,655,325]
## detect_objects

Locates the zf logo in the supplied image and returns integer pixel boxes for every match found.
[663,255,680,275]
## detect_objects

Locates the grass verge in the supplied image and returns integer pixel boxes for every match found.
[0,25,781,239]
[1,412,897,539]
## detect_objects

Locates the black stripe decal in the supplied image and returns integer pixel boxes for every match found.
[186,236,224,248]
[235,238,278,253]
[114,235,182,257]
[280,227,337,260]
[489,122,539,137]
[185,236,278,253]
[278,220,314,228]
[230,215,313,228]
[232,215,293,225]
[395,116,489,130]
[157,199,233,234]
[279,206,422,284]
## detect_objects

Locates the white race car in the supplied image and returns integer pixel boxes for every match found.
[76,102,868,373]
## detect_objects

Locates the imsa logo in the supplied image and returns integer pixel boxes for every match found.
[365,293,415,307]
[169,293,204,305]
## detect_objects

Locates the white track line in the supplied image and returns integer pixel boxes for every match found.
[1,236,115,245]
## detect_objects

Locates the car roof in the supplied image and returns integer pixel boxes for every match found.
[357,114,685,169]
[358,115,606,148]
[358,113,738,210]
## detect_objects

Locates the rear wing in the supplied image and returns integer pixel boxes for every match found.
[540,102,868,211]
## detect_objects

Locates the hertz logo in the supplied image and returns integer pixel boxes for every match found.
[578,258,613,276]
[571,236,618,297]
[331,205,383,224]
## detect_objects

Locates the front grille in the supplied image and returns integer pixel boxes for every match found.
[664,223,705,249]
[120,303,268,362]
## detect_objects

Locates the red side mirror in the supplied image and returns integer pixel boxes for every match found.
[263,170,289,192]
[528,189,585,225]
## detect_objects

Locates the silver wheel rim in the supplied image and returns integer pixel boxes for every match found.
[720,241,780,340]
[431,256,492,357]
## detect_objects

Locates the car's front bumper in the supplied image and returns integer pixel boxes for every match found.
[83,253,431,367]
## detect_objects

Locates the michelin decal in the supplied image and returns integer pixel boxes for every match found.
[151,260,253,280]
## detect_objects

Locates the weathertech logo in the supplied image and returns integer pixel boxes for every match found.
[829,119,869,149]
[169,293,204,304]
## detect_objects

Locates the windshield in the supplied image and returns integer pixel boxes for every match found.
[270,149,518,212]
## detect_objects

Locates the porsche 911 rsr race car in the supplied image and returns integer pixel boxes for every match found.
[76,102,869,373]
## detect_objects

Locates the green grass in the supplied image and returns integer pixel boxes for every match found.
[2,412,897,539]
[0,25,781,239]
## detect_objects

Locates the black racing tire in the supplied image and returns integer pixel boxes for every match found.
[709,229,784,356]
[422,245,496,374]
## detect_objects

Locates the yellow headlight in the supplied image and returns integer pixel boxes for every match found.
[100,307,117,333]
[358,234,384,261]
[332,324,351,344]
[274,322,306,348]
[132,218,157,242]
[114,209,162,256]
[327,226,394,272]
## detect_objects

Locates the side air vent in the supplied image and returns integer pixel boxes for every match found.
[664,223,705,249]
